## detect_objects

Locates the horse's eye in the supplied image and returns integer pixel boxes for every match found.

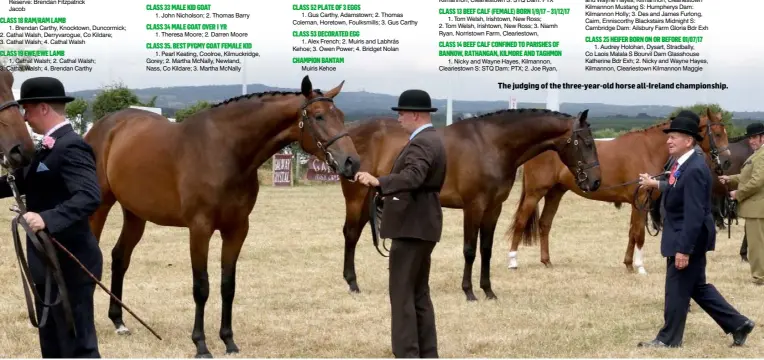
[316,115,324,121]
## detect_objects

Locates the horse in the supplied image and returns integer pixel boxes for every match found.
[0,69,36,169]
[338,108,602,301]
[506,109,729,275]
[83,76,361,358]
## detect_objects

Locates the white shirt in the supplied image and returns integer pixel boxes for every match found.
[44,120,70,138]
[409,123,433,140]
[673,147,695,168]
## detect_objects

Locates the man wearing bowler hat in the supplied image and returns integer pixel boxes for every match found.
[720,122,764,286]
[0,77,103,357]
[637,115,754,348]
[355,89,447,358]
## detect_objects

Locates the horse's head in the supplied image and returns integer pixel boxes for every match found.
[0,70,35,170]
[555,109,601,192]
[295,75,360,180]
[698,107,730,174]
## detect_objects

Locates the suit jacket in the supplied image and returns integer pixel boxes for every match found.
[728,146,764,218]
[0,123,102,284]
[377,126,447,242]
[660,150,716,257]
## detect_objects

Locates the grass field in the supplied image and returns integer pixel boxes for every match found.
[0,184,761,358]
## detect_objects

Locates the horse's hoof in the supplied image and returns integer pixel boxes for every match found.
[195,353,213,359]
[225,347,239,355]
[465,292,478,302]
[115,325,131,335]
[542,262,553,268]
[485,292,498,300]
[637,266,648,275]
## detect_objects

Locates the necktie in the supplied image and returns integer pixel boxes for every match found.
[668,162,678,185]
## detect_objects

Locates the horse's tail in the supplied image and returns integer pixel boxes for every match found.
[508,171,540,247]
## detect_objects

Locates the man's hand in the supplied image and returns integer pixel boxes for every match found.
[22,212,46,232]
[719,175,731,184]
[354,172,379,187]
[730,190,737,200]
[638,173,659,188]
[675,252,689,270]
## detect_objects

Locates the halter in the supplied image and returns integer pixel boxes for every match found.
[563,125,600,189]
[298,96,350,173]
[0,99,21,168]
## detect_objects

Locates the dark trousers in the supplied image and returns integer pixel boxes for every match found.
[389,238,438,358]
[657,253,749,346]
[34,280,100,358]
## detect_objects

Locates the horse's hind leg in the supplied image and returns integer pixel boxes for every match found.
[462,202,484,302]
[630,208,648,275]
[218,220,248,355]
[342,188,370,293]
[189,218,215,358]
[479,203,503,300]
[108,208,147,335]
[537,186,566,267]
[622,208,641,273]
[89,181,116,242]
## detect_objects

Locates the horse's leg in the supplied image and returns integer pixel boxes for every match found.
[537,186,566,267]
[342,190,370,293]
[189,220,215,358]
[107,208,146,335]
[462,203,484,302]
[508,189,546,269]
[622,208,640,273]
[479,203,503,300]
[632,208,648,275]
[89,188,116,242]
[218,221,248,355]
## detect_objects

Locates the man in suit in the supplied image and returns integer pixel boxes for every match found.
[0,77,103,357]
[640,110,705,313]
[354,89,447,358]
[637,114,754,348]
[719,122,764,286]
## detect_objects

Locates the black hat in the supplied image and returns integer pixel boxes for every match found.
[17,76,74,104]
[663,113,702,142]
[673,110,700,125]
[745,122,764,138]
[391,89,437,112]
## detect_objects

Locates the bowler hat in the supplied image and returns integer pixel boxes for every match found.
[663,114,703,142]
[672,110,700,125]
[745,122,764,138]
[391,89,437,112]
[17,77,74,104]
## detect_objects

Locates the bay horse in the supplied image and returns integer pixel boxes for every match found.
[84,76,360,358]
[506,108,729,275]
[0,69,36,169]
[339,108,602,301]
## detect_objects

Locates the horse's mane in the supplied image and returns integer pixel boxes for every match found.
[210,89,324,108]
[457,108,575,122]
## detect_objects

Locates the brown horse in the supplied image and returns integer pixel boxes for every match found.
[0,69,36,169]
[339,108,602,301]
[506,109,729,274]
[84,76,360,358]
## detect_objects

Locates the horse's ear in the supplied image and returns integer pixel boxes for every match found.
[579,109,589,126]
[706,107,714,121]
[324,80,345,99]
[301,75,313,97]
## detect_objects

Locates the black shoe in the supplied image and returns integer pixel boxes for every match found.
[638,339,671,348]
[731,320,754,346]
